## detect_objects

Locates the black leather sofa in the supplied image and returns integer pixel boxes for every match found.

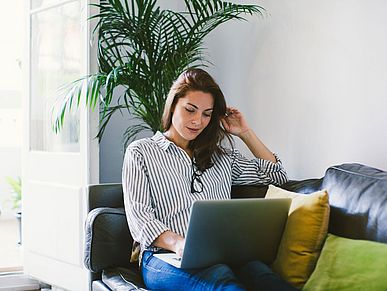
[84,163,387,290]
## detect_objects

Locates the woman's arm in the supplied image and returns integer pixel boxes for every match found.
[238,129,277,163]
[123,146,170,252]
[221,107,276,163]
[222,106,288,185]
[153,231,185,257]
[123,146,187,257]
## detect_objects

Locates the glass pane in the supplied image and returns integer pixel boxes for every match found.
[30,1,81,152]
[31,0,64,10]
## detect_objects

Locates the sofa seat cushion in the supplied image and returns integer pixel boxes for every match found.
[92,280,111,291]
[266,185,330,289]
[303,234,387,291]
[102,267,148,291]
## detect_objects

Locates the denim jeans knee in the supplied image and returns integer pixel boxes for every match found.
[236,260,298,291]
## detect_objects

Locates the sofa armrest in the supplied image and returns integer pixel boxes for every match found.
[84,207,133,273]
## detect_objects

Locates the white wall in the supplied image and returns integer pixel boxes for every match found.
[205,0,387,179]
[99,91,151,183]
[100,0,387,181]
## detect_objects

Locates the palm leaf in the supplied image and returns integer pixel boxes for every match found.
[123,122,152,149]
[52,0,264,148]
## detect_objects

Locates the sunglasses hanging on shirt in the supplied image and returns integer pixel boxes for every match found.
[191,161,204,194]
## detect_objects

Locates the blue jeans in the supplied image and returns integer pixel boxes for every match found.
[141,251,298,291]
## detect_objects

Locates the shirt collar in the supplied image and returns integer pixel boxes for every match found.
[151,131,174,151]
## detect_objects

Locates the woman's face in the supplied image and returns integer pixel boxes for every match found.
[169,90,214,146]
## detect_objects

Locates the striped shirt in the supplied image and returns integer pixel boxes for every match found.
[122,131,288,260]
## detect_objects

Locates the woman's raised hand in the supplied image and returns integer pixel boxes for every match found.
[221,107,250,138]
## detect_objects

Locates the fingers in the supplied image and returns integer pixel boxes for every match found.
[175,237,185,257]
[225,106,240,116]
[220,118,229,129]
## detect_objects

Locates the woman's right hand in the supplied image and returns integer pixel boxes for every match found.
[174,236,185,257]
[153,230,185,256]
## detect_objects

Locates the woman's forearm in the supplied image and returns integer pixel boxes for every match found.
[153,230,185,256]
[239,129,277,163]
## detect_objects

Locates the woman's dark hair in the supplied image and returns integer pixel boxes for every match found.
[162,68,233,171]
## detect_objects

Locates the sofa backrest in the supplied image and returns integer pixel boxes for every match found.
[321,163,387,243]
[87,183,124,211]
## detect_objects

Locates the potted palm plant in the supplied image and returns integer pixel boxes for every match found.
[53,0,263,147]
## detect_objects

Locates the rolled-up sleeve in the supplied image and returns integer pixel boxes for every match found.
[230,149,288,186]
[122,146,169,250]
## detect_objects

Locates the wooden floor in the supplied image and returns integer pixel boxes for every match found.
[0,274,41,291]
[0,214,22,272]
[0,215,51,290]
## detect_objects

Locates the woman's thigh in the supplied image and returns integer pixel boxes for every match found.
[141,251,246,291]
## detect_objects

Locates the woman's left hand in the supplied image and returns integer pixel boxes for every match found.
[221,107,250,137]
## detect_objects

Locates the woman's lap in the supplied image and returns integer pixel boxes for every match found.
[141,251,297,291]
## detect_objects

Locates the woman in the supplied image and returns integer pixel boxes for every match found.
[122,68,296,291]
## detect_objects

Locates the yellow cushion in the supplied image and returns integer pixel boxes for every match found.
[265,185,330,289]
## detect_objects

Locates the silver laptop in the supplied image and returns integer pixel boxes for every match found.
[154,198,291,269]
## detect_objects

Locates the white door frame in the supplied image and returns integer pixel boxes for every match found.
[22,1,99,290]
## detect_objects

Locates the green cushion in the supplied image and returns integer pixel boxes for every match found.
[303,234,387,291]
